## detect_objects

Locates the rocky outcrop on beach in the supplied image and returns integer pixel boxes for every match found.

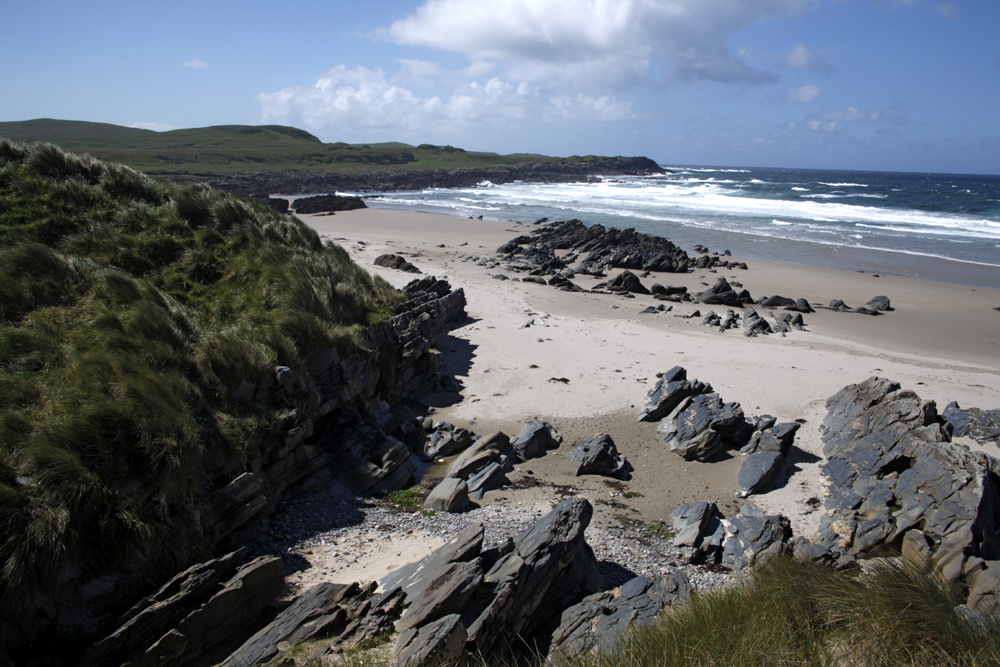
[670,502,792,571]
[374,253,422,273]
[290,193,367,213]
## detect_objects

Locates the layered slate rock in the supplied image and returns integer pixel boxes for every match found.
[944,402,1000,445]
[808,377,1000,590]
[422,421,474,460]
[547,573,691,662]
[636,366,713,423]
[446,431,513,481]
[737,421,801,498]
[656,394,751,461]
[394,614,467,667]
[568,433,629,478]
[82,550,283,667]
[670,501,725,564]
[695,278,746,307]
[423,477,470,512]
[511,421,563,462]
[669,503,790,572]
[594,270,650,295]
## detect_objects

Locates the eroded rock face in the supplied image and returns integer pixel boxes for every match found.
[568,434,629,478]
[511,421,563,462]
[669,502,789,572]
[636,366,713,423]
[808,376,1000,599]
[657,394,751,461]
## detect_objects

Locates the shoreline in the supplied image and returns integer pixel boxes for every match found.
[270,206,1000,593]
[357,199,1000,289]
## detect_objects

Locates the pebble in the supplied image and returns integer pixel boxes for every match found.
[248,490,729,593]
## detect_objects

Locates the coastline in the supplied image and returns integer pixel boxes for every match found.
[290,207,1000,567]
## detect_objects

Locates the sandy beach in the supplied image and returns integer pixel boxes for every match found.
[287,207,1000,588]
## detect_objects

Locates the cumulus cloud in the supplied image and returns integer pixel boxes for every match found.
[258,65,631,140]
[784,44,833,75]
[786,84,821,102]
[796,101,908,132]
[183,58,208,69]
[386,0,801,86]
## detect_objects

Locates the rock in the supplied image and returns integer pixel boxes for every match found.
[395,559,483,632]
[374,253,421,273]
[446,432,511,480]
[423,422,474,460]
[380,524,484,601]
[546,573,691,662]
[670,501,725,564]
[966,563,1000,615]
[721,505,792,572]
[741,422,800,455]
[595,270,650,295]
[465,497,602,658]
[743,309,773,337]
[811,376,1000,590]
[737,451,785,497]
[695,279,743,307]
[943,402,1000,445]
[759,295,796,308]
[867,295,892,311]
[636,366,713,423]
[394,614,467,667]
[786,298,814,313]
[651,284,687,296]
[291,193,367,213]
[424,477,469,512]
[466,461,509,500]
[829,298,850,311]
[511,421,562,462]
[657,394,751,461]
[568,434,629,478]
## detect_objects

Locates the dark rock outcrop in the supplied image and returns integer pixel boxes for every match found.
[695,279,745,307]
[594,270,650,295]
[291,193,367,213]
[636,366,713,423]
[670,503,790,571]
[511,421,563,462]
[568,434,629,478]
[944,402,1000,445]
[424,477,470,512]
[671,501,725,564]
[657,394,751,461]
[374,253,421,273]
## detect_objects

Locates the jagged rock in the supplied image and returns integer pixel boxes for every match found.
[394,614,467,667]
[511,421,562,462]
[811,377,1000,585]
[422,422,474,460]
[636,367,713,423]
[737,451,784,497]
[395,559,483,632]
[944,402,1000,445]
[446,431,511,480]
[671,501,725,564]
[424,477,469,512]
[741,422,800,456]
[657,394,751,461]
[568,434,629,477]
[651,284,687,297]
[695,279,743,307]
[222,581,399,667]
[721,505,792,571]
[546,573,691,662]
[374,253,421,273]
[381,524,484,601]
[966,563,1000,614]
[743,309,773,337]
[867,295,892,311]
[595,270,650,295]
[465,497,602,657]
[829,298,850,311]
[466,461,509,500]
[82,551,282,667]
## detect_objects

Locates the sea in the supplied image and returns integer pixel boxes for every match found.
[359,166,1000,287]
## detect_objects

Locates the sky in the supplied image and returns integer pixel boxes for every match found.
[2,0,998,174]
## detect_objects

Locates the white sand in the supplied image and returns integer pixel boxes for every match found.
[297,207,1000,574]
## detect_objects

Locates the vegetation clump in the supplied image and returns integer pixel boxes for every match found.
[0,140,400,605]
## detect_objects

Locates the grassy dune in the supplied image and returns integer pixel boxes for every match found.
[0,140,400,602]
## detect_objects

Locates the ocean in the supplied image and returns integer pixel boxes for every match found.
[360,166,1000,287]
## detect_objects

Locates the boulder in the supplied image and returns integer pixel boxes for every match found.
[785,298,814,313]
[636,366,715,423]
[395,559,483,632]
[943,402,1000,445]
[547,573,691,662]
[511,421,562,462]
[695,279,743,307]
[737,451,784,497]
[466,461,509,499]
[568,434,629,478]
[741,422,800,456]
[374,253,421,273]
[595,270,650,295]
[867,295,892,311]
[380,524,484,601]
[422,422,474,460]
[670,501,725,564]
[721,506,792,572]
[446,431,511,480]
[758,295,796,308]
[291,193,366,213]
[656,394,751,461]
[424,477,469,512]
[394,614,467,667]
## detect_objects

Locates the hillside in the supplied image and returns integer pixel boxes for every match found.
[0,119,663,192]
[0,139,439,659]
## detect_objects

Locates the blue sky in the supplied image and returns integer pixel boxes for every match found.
[2,0,998,174]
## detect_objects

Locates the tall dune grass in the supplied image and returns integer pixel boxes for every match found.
[0,139,401,605]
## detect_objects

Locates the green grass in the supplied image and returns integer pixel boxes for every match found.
[378,487,434,516]
[0,139,402,603]
[573,556,1000,667]
[0,120,578,177]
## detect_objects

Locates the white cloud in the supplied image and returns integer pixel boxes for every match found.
[784,44,833,75]
[387,0,802,86]
[129,122,180,132]
[786,84,820,102]
[258,65,631,140]
[183,58,208,69]
[799,101,908,133]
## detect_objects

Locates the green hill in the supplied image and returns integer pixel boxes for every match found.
[0,139,400,644]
